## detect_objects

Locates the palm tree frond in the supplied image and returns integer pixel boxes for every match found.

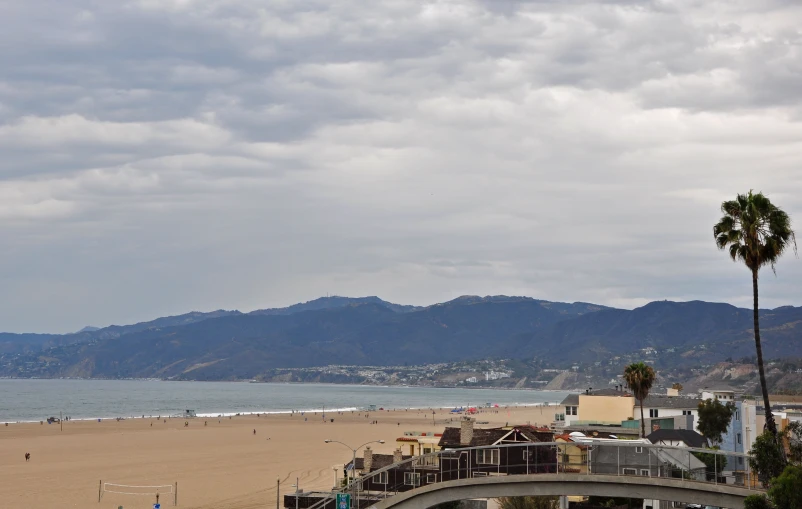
[713,190,796,443]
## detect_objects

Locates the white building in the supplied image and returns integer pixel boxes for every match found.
[701,388,736,402]
[484,371,511,381]
[641,394,701,431]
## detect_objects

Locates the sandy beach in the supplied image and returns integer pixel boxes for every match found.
[0,405,555,509]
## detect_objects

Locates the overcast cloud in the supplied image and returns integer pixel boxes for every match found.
[2,0,802,332]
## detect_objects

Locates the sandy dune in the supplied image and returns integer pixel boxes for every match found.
[0,405,554,508]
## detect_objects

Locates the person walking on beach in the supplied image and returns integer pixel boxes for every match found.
[253,429,256,435]
[24,453,30,462]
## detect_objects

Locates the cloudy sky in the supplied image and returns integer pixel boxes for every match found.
[2,0,801,332]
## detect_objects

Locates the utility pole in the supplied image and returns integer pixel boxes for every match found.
[276,477,280,509]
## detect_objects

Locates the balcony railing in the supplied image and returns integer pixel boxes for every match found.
[293,441,760,509]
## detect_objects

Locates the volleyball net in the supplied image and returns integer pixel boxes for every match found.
[99,480,178,505]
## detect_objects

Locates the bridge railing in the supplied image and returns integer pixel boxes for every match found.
[299,441,759,509]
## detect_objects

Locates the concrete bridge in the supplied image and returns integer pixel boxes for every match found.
[299,440,762,509]
[370,474,755,509]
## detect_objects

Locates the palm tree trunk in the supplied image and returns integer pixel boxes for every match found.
[752,268,777,437]
[639,399,645,438]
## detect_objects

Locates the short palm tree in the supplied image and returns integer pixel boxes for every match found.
[624,362,656,438]
[713,191,796,438]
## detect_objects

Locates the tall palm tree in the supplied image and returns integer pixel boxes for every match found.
[623,362,656,438]
[713,191,796,438]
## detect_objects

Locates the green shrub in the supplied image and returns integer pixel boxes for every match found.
[744,494,772,509]
[768,465,802,509]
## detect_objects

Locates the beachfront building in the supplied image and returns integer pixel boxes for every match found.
[554,433,588,474]
[436,418,556,476]
[396,431,442,457]
[641,395,701,432]
[558,387,634,427]
[352,418,555,495]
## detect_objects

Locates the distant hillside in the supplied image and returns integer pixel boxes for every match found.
[0,296,602,379]
[527,300,802,365]
[0,309,242,355]
[3,296,802,381]
[249,296,421,315]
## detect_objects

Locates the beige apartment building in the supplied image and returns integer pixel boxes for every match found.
[560,388,635,427]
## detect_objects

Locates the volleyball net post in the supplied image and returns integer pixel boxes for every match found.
[99,480,178,505]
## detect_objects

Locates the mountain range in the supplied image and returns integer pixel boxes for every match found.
[2,295,802,380]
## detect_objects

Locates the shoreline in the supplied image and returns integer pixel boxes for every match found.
[3,401,558,425]
[0,379,568,424]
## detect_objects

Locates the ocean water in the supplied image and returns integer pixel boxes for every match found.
[0,379,570,423]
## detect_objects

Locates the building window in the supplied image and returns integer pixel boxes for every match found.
[735,410,740,421]
[426,474,437,484]
[623,468,637,475]
[404,473,420,486]
[640,469,650,477]
[682,410,692,416]
[523,450,534,461]
[737,433,742,445]
[565,406,577,416]
[649,409,659,418]
[635,447,643,454]
[477,449,500,465]
[377,472,388,484]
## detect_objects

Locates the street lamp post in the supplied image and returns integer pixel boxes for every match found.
[292,476,300,509]
[325,439,385,509]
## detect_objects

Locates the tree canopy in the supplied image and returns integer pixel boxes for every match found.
[696,398,736,446]
[749,431,786,487]
[496,496,559,509]
[768,465,802,509]
[714,190,796,273]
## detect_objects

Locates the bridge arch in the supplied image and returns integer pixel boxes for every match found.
[371,474,753,509]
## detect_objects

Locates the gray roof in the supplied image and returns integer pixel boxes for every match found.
[560,394,579,405]
[646,429,707,448]
[560,388,631,406]
[642,395,700,410]
[588,388,631,396]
